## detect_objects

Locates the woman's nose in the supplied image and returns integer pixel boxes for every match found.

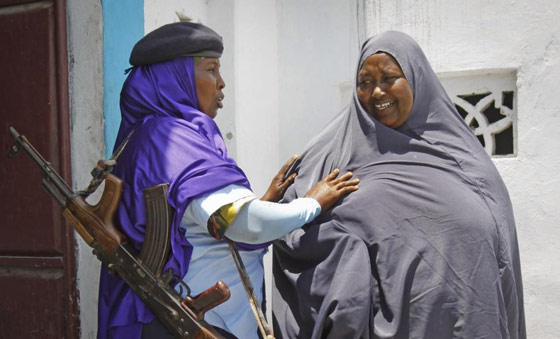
[372,84,384,98]
[217,74,226,90]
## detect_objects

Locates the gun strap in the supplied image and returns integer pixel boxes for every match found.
[227,239,275,339]
[79,129,135,198]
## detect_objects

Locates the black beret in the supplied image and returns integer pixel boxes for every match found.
[129,22,223,66]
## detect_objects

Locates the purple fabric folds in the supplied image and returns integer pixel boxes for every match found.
[98,57,260,338]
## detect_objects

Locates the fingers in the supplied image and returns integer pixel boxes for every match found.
[279,154,299,175]
[325,168,340,181]
[337,179,360,193]
[336,178,360,188]
[324,170,359,193]
[323,169,359,192]
[281,172,297,188]
[333,171,354,184]
[324,169,354,183]
[339,186,359,196]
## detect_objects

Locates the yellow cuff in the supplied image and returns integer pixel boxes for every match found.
[207,195,255,240]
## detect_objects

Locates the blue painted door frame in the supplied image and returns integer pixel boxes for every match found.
[101,0,144,157]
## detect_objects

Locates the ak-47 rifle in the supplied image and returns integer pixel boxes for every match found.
[8,127,229,339]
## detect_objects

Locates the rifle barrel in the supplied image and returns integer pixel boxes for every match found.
[10,127,73,198]
[42,178,67,206]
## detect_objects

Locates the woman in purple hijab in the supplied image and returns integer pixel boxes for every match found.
[272,31,525,339]
[97,22,358,339]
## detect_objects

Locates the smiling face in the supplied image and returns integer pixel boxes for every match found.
[194,57,225,119]
[357,52,413,129]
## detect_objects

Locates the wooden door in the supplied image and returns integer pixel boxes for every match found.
[0,0,77,338]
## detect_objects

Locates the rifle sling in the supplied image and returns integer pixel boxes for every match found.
[227,239,275,338]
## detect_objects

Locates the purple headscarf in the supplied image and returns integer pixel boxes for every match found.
[98,57,260,338]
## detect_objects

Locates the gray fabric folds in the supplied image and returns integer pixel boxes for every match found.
[272,31,525,339]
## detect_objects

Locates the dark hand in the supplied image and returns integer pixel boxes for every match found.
[261,155,299,202]
[304,169,359,213]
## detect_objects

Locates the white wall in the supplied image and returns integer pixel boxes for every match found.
[229,0,280,323]
[231,0,280,196]
[276,0,362,161]
[67,1,104,337]
[362,1,560,337]
[144,0,208,32]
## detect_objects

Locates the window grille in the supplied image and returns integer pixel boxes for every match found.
[439,70,517,157]
[339,70,517,157]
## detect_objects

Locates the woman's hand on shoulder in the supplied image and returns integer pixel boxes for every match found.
[261,155,299,202]
[305,169,359,214]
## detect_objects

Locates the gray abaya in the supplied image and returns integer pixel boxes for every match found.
[272,31,525,339]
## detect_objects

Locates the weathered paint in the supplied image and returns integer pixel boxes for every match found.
[66,0,105,337]
[67,0,143,337]
[101,0,144,158]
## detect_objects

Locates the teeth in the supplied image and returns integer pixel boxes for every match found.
[374,101,394,110]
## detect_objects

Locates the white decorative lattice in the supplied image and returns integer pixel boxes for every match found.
[338,70,517,157]
[439,70,517,156]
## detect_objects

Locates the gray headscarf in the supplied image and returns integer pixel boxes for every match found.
[272,31,525,339]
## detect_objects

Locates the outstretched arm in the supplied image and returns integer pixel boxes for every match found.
[224,197,320,244]
[225,169,359,244]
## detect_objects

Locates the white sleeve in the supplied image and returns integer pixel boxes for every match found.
[184,184,256,227]
[224,197,321,244]
[184,184,321,244]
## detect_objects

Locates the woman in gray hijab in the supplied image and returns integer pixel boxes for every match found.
[272,31,525,339]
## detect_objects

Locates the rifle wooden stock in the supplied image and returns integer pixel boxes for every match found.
[8,126,126,253]
[67,173,126,253]
[8,127,230,339]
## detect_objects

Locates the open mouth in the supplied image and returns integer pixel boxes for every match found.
[374,101,395,111]
[217,96,224,109]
